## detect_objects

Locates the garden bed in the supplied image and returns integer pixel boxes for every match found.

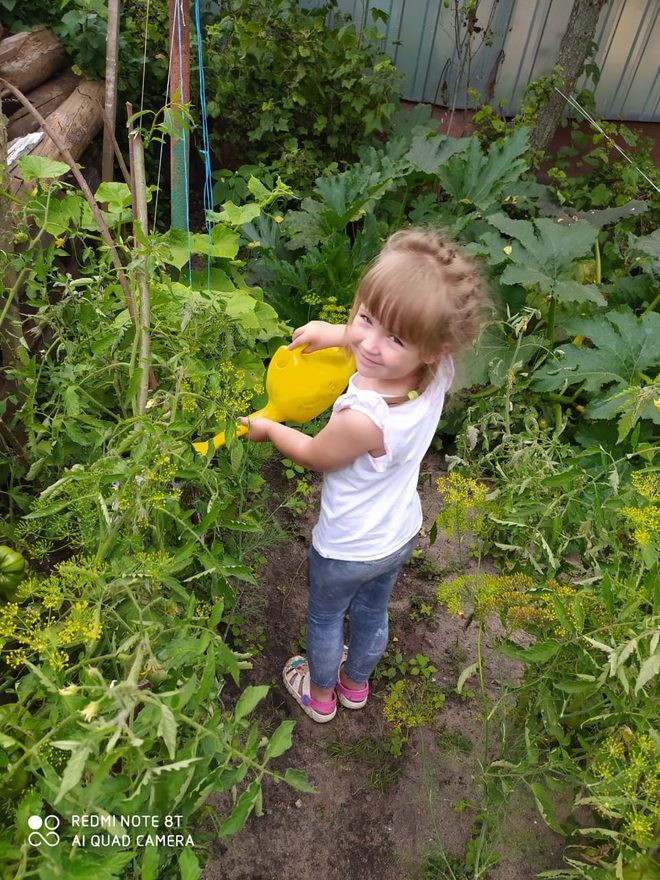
[201,453,566,880]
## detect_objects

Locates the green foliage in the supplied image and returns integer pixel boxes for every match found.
[0,554,302,877]
[435,127,530,214]
[551,120,660,233]
[483,213,604,307]
[440,445,660,874]
[0,0,169,104]
[204,0,402,188]
[532,310,660,439]
[0,161,302,879]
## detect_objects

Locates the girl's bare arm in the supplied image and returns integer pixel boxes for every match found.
[240,409,383,472]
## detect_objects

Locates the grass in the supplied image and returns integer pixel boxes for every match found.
[325,735,402,791]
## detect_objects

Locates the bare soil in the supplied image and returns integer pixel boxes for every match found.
[201,453,566,880]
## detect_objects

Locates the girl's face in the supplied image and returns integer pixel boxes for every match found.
[348,308,436,390]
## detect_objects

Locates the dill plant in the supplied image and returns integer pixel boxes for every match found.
[432,472,494,567]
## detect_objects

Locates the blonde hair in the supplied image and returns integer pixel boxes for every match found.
[350,229,488,395]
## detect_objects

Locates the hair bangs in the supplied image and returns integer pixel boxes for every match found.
[354,252,450,357]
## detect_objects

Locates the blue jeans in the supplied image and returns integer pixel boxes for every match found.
[306,535,418,690]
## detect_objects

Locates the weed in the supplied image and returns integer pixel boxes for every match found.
[443,640,469,677]
[372,646,409,684]
[452,800,474,814]
[325,736,401,791]
[409,593,438,629]
[382,677,446,756]
[289,626,307,657]
[408,653,438,679]
[408,550,443,581]
[436,725,473,754]
[419,849,472,880]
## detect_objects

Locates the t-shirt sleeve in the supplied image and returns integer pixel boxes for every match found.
[333,390,391,472]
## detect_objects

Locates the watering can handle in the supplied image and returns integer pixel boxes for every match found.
[192,407,270,456]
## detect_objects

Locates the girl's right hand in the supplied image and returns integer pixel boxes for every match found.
[288,320,348,353]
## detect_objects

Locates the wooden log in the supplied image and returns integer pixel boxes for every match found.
[9,80,104,195]
[0,27,67,97]
[7,70,79,140]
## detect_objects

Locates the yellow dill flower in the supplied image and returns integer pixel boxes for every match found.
[383,679,445,731]
[48,649,69,671]
[319,297,350,325]
[624,812,654,843]
[434,472,494,559]
[631,471,660,502]
[6,649,28,668]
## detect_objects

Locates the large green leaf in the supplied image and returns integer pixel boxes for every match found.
[29,192,83,236]
[404,131,470,175]
[436,127,529,211]
[629,227,660,277]
[158,225,239,269]
[487,213,605,306]
[94,181,132,211]
[284,161,397,248]
[454,321,544,391]
[532,309,660,425]
[18,155,69,180]
[213,200,261,226]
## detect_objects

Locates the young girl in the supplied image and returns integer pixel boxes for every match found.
[241,229,487,722]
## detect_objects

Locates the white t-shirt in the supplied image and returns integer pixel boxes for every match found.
[312,357,455,561]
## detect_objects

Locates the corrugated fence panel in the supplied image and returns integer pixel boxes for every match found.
[587,0,659,120]
[303,0,659,121]
[318,0,514,105]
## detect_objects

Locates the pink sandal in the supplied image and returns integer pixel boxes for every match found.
[282,656,337,723]
[336,663,369,709]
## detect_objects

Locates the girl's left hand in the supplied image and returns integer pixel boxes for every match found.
[239,416,272,442]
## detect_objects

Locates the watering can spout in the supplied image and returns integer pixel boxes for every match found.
[193,345,355,455]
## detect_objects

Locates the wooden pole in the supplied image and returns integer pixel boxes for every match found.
[102,0,121,181]
[168,0,190,231]
[128,110,152,416]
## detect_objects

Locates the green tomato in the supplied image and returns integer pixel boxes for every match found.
[0,546,27,600]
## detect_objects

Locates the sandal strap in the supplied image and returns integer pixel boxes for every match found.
[284,657,336,714]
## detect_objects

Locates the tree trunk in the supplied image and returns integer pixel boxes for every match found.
[7,71,80,140]
[9,80,105,195]
[0,27,67,98]
[530,0,607,154]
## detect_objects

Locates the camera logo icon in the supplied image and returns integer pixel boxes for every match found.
[27,814,61,847]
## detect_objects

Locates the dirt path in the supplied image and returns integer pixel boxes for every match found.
[202,454,566,880]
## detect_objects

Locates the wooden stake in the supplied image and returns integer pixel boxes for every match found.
[127,109,152,416]
[168,0,190,231]
[102,0,121,181]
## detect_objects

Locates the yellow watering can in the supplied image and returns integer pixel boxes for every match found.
[192,345,356,455]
